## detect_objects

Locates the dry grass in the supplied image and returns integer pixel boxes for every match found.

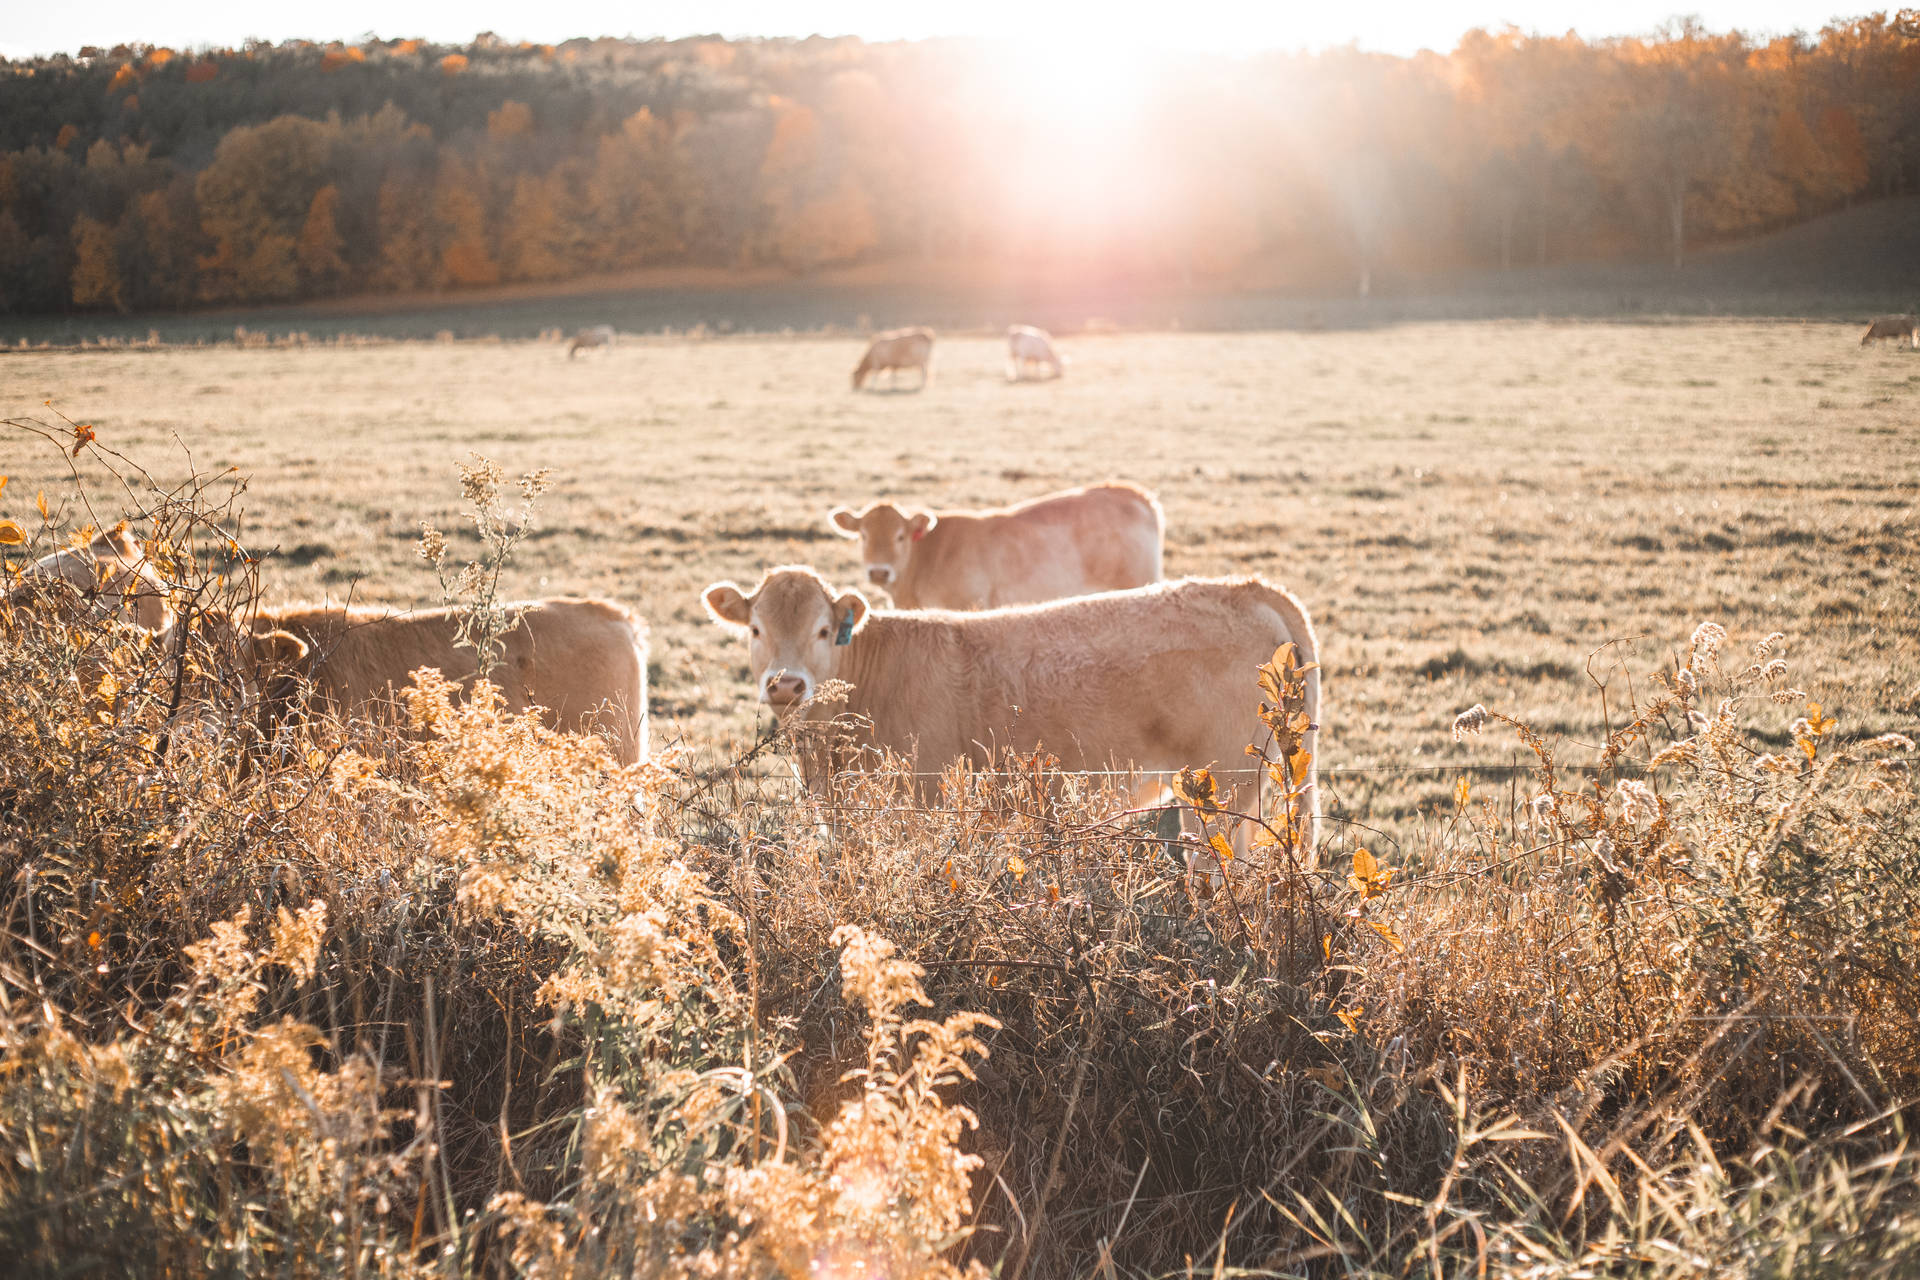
[2,319,1918,1276]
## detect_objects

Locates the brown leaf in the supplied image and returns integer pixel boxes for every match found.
[1364,919,1405,953]
[0,519,23,546]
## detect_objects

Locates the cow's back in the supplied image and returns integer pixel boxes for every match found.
[266,597,649,762]
[908,483,1162,609]
[832,576,1314,777]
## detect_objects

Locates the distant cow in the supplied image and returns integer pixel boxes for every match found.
[6,525,171,632]
[852,327,934,390]
[827,482,1162,611]
[249,598,650,763]
[1861,315,1918,348]
[569,325,616,358]
[1006,324,1064,381]
[702,567,1321,864]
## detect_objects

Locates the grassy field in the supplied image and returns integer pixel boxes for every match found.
[5,320,1914,836]
[5,318,1919,1276]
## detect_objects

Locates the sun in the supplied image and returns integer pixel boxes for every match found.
[977,35,1170,234]
[989,34,1160,131]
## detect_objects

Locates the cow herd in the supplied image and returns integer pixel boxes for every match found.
[850,324,1067,388]
[8,477,1321,867]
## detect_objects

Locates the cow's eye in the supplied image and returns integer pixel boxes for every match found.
[749,624,760,637]
[817,626,830,640]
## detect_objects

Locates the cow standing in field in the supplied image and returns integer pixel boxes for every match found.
[245,598,650,763]
[828,482,1162,611]
[852,327,934,390]
[1006,324,1065,381]
[702,566,1321,865]
[1860,315,1918,348]
[6,525,172,632]
[569,325,616,358]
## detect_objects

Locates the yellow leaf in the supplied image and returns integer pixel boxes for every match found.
[1174,765,1218,812]
[87,931,102,950]
[1289,711,1311,734]
[36,491,49,520]
[306,749,328,772]
[1289,748,1312,785]
[1800,737,1817,762]
[0,474,7,494]
[1272,642,1296,671]
[95,671,118,703]
[1207,832,1235,863]
[1455,777,1471,810]
[71,423,96,456]
[0,519,23,546]
[1365,919,1405,953]
[1047,882,1060,903]
[1352,848,1379,882]
[1007,854,1027,881]
[1321,933,1332,963]
[1334,1006,1362,1032]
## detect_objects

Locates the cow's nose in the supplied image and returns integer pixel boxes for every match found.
[867,566,893,585]
[765,673,808,706]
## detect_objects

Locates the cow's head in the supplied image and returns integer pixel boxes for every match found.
[827,502,935,590]
[703,566,869,712]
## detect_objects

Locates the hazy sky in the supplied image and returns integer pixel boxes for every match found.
[1,0,1871,61]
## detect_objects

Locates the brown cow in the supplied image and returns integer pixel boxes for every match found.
[6,526,171,632]
[852,327,935,390]
[827,482,1163,610]
[251,598,650,763]
[1861,315,1918,348]
[702,566,1321,864]
[569,325,616,358]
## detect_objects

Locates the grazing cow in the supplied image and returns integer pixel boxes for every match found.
[1006,324,1065,381]
[1860,315,1918,348]
[249,598,650,763]
[852,327,934,390]
[569,325,616,358]
[702,567,1321,864]
[6,526,171,632]
[827,482,1163,610]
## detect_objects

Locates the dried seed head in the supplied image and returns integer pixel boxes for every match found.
[417,523,447,567]
[1762,658,1788,680]
[1616,779,1658,824]
[1451,704,1488,741]
[1754,631,1787,658]
[1689,621,1727,665]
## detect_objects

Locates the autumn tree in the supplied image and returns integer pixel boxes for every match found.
[195,115,334,300]
[69,214,126,310]
[296,183,349,292]
[433,154,499,287]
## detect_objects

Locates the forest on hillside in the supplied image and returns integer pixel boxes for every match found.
[2,16,1918,316]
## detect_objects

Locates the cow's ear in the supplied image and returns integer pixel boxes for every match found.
[703,582,752,628]
[907,511,937,540]
[93,524,142,562]
[828,507,862,537]
[832,589,870,637]
[250,629,309,669]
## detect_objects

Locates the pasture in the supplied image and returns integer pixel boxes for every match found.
[5,317,1920,1276]
[4,320,1914,839]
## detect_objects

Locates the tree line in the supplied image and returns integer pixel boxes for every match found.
[2,17,1917,315]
